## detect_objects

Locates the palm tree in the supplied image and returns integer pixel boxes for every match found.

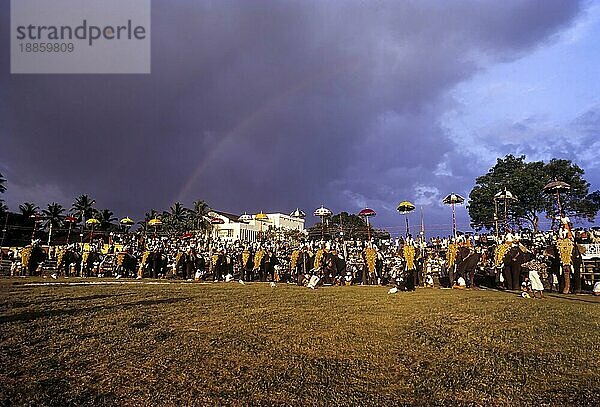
[71,194,96,221]
[140,209,159,233]
[162,202,189,234]
[42,203,65,229]
[42,202,65,245]
[189,200,212,232]
[170,202,189,223]
[96,209,117,230]
[143,209,159,223]
[19,202,40,240]
[0,172,6,194]
[19,202,39,219]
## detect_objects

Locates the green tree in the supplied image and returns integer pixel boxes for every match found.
[469,155,600,231]
[189,200,212,232]
[0,172,6,194]
[19,202,39,219]
[42,202,65,230]
[140,209,160,233]
[96,209,117,230]
[308,211,370,240]
[162,202,189,233]
[71,194,96,221]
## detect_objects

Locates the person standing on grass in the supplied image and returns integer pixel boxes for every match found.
[184,247,197,280]
[522,251,546,299]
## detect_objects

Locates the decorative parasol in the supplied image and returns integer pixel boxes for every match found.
[494,189,517,236]
[85,218,100,242]
[442,193,465,239]
[254,212,269,222]
[543,180,571,193]
[544,180,570,217]
[314,205,332,241]
[148,217,162,238]
[30,213,44,241]
[238,212,253,222]
[290,208,306,218]
[254,212,269,239]
[397,201,415,237]
[64,216,78,244]
[64,216,78,223]
[544,180,571,237]
[210,217,225,225]
[358,208,376,241]
[120,217,135,226]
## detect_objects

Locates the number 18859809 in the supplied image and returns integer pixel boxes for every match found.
[19,43,74,52]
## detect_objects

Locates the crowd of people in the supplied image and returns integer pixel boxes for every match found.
[3,218,600,296]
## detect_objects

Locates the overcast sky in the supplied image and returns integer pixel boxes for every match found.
[1,0,599,236]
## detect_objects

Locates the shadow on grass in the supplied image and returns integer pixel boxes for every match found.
[8,293,131,309]
[0,297,190,324]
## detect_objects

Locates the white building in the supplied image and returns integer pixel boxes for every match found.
[209,211,305,242]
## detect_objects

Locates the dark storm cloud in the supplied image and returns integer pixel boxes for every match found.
[0,0,584,232]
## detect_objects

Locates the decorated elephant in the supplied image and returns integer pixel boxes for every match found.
[20,243,47,276]
[115,251,138,278]
[455,245,482,288]
[496,242,530,290]
[56,246,81,277]
[555,238,584,294]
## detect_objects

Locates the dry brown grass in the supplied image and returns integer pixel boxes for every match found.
[1,278,599,406]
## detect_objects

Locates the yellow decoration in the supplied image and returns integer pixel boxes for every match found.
[494,243,511,268]
[141,251,150,265]
[116,252,125,267]
[446,243,458,269]
[211,254,219,267]
[290,250,300,270]
[20,246,32,268]
[242,250,250,267]
[253,250,265,270]
[557,238,574,266]
[174,252,183,266]
[314,249,326,270]
[364,247,377,274]
[403,245,416,270]
[56,248,65,267]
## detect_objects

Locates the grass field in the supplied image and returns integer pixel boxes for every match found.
[1,279,599,406]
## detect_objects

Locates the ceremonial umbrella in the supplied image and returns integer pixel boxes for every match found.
[314,205,332,241]
[544,180,571,236]
[64,215,78,244]
[494,189,517,236]
[86,218,100,242]
[544,180,570,216]
[290,208,306,218]
[396,201,415,237]
[148,217,162,238]
[29,213,44,241]
[120,217,134,226]
[238,212,253,223]
[358,208,376,241]
[254,212,269,240]
[120,217,135,235]
[442,193,465,239]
